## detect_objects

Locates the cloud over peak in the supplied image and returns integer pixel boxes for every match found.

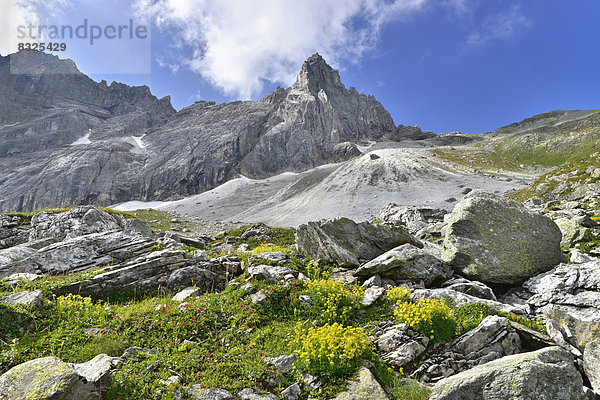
[136,0,435,100]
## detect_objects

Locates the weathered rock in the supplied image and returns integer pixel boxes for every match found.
[355,243,451,286]
[0,215,30,250]
[360,286,385,307]
[263,354,297,372]
[296,217,421,267]
[442,190,565,284]
[121,347,157,360]
[281,383,301,400]
[237,388,278,400]
[249,290,268,305]
[247,265,297,282]
[429,347,586,400]
[583,339,600,394]
[0,290,43,309]
[523,260,600,348]
[412,288,528,315]
[187,386,235,400]
[372,324,429,368]
[61,250,239,298]
[554,216,593,247]
[0,354,118,400]
[333,367,389,400]
[440,277,497,301]
[414,316,521,382]
[172,287,202,302]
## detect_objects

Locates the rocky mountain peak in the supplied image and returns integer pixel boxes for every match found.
[293,53,344,94]
[4,50,81,75]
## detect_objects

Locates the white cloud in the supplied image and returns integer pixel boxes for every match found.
[467,4,531,47]
[135,0,436,100]
[0,0,40,55]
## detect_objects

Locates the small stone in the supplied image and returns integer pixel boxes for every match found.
[299,295,313,306]
[172,287,201,302]
[0,290,43,309]
[360,286,385,307]
[281,383,301,400]
[250,290,268,305]
[263,354,297,372]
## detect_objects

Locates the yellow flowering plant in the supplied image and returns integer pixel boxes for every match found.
[394,298,456,343]
[304,279,363,324]
[293,322,372,377]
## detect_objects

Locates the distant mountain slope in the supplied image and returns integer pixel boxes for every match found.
[0,51,427,212]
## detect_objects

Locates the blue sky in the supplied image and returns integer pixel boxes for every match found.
[3,0,600,133]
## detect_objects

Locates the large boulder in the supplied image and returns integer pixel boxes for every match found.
[523,260,600,350]
[442,190,565,284]
[429,347,586,400]
[295,217,421,267]
[0,354,118,400]
[355,244,451,286]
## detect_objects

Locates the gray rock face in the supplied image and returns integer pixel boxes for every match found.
[440,277,497,301]
[355,243,451,286]
[0,207,155,278]
[333,367,389,400]
[60,250,240,298]
[263,354,297,372]
[0,354,119,400]
[429,347,586,400]
[583,339,600,394]
[374,324,429,368]
[0,52,412,212]
[0,215,29,250]
[415,316,522,382]
[0,290,43,309]
[442,190,565,284]
[295,217,421,267]
[523,260,600,349]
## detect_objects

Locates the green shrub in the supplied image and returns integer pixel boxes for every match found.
[293,322,372,378]
[454,303,491,334]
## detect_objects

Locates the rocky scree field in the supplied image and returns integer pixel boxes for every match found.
[1,189,600,400]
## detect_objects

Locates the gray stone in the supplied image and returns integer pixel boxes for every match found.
[172,287,202,302]
[583,339,600,394]
[523,260,600,348]
[0,354,118,400]
[0,289,43,309]
[429,347,586,400]
[263,354,297,372]
[360,286,385,307]
[442,190,565,284]
[281,383,301,400]
[250,290,268,305]
[247,265,296,282]
[296,217,421,267]
[361,275,382,288]
[440,277,497,301]
[249,251,290,265]
[187,386,234,400]
[333,367,389,400]
[194,250,210,262]
[237,388,278,400]
[355,244,451,286]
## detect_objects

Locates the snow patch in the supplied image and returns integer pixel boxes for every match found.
[70,130,92,146]
[356,141,376,153]
[132,134,147,149]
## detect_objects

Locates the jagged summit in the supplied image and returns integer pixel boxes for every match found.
[3,50,81,75]
[293,53,344,94]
